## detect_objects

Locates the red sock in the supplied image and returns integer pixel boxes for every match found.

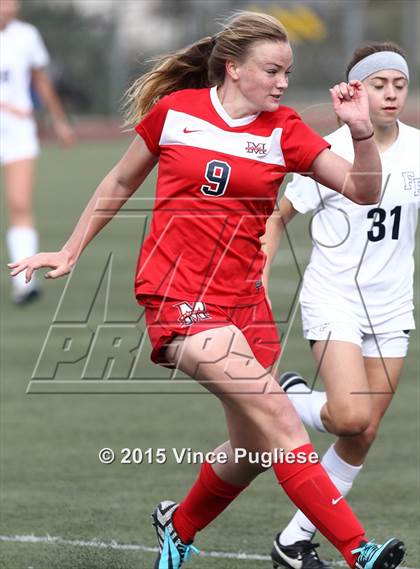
[273,444,364,568]
[172,461,247,543]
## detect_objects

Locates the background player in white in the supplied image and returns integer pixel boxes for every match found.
[0,0,74,304]
[9,13,406,569]
[262,42,418,569]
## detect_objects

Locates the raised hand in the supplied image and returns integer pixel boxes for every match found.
[330,80,373,138]
[8,249,75,283]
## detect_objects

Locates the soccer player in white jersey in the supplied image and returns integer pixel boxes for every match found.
[10,14,406,569]
[262,42,418,569]
[0,0,74,304]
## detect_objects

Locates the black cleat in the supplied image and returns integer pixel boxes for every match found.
[279,371,308,392]
[352,538,406,569]
[271,534,331,569]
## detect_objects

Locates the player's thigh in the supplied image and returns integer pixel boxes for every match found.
[335,357,405,459]
[362,330,408,423]
[3,158,37,214]
[311,340,371,419]
[363,356,405,424]
[166,324,277,397]
[166,324,306,447]
[1,114,38,211]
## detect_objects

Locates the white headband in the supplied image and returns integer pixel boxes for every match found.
[348,51,409,82]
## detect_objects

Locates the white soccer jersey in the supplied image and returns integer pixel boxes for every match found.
[285,122,419,333]
[0,19,50,113]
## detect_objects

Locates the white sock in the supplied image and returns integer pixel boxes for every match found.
[6,226,38,291]
[280,444,363,545]
[286,381,327,432]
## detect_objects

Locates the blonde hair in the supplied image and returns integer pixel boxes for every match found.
[123,11,288,125]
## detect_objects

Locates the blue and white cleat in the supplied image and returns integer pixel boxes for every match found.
[152,500,200,569]
[352,539,405,569]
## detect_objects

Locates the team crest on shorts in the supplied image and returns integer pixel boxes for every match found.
[174,301,211,327]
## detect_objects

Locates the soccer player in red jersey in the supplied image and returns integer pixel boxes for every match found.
[9,12,405,569]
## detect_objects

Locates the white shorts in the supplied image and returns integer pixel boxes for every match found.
[0,112,39,165]
[304,322,410,358]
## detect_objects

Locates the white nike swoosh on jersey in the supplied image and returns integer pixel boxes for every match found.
[273,542,303,569]
[332,495,344,505]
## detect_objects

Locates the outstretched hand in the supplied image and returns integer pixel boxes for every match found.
[330,80,372,137]
[8,249,75,283]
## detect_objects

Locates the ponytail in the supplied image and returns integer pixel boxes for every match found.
[123,36,215,125]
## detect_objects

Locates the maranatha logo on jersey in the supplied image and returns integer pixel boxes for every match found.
[174,301,211,327]
[402,171,420,197]
[246,141,267,156]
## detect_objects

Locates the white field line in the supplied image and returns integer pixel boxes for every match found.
[0,534,416,568]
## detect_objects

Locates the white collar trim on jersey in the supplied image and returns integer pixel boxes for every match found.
[210,86,260,127]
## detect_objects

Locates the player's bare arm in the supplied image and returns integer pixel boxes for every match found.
[8,136,157,282]
[261,195,298,291]
[311,80,381,205]
[31,67,76,148]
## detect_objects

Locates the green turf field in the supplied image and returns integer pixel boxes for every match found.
[1,140,419,569]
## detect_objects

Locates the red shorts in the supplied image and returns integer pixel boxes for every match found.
[142,296,281,370]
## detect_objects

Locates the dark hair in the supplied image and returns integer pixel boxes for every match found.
[123,11,288,124]
[346,41,407,80]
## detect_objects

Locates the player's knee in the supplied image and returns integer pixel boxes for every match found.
[332,411,371,437]
[9,202,32,224]
[255,394,301,436]
[357,423,379,448]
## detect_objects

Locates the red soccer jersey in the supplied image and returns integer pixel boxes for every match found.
[134,87,329,306]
